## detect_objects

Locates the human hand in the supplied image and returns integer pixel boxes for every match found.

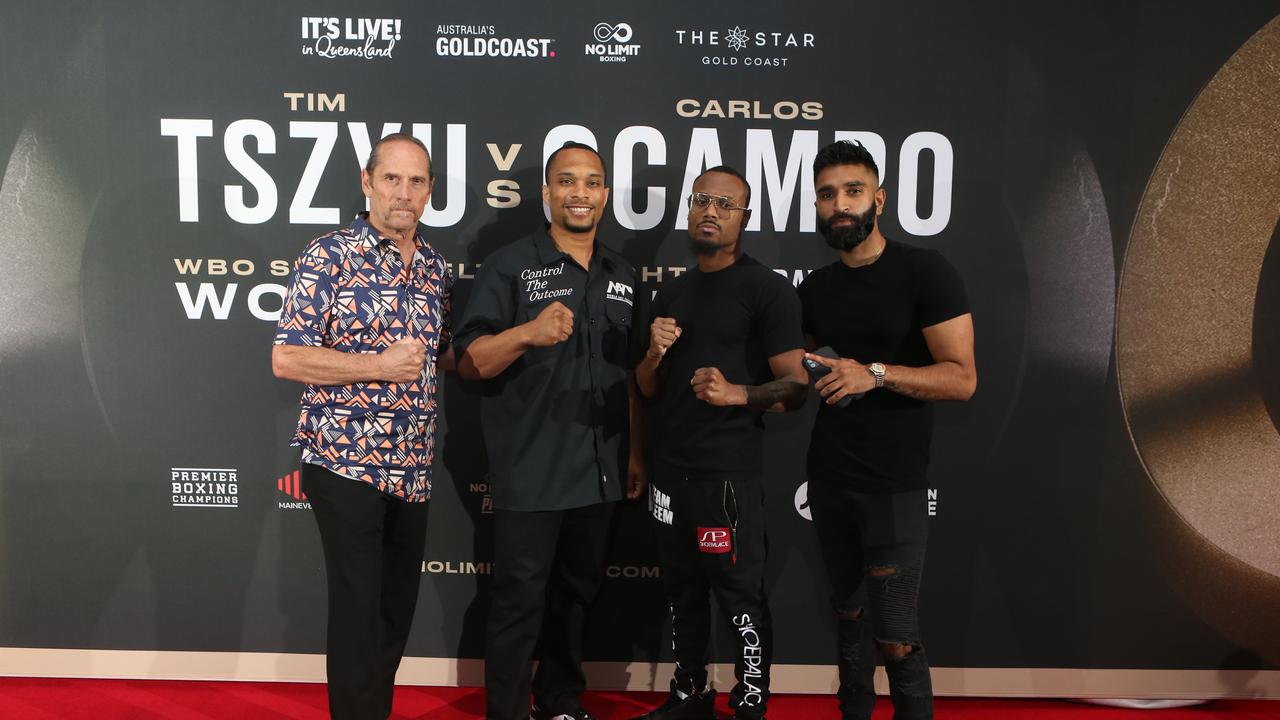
[379,337,427,383]
[646,317,682,361]
[805,353,874,405]
[525,301,575,347]
[690,367,746,406]
[626,455,647,500]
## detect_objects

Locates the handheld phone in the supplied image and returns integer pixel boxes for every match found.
[805,346,858,408]
[803,354,832,380]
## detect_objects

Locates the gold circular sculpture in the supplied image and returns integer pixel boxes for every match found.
[1117,16,1280,662]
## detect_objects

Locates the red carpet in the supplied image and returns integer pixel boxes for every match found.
[0,679,1276,719]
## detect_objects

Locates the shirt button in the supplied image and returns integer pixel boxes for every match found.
[591,352,597,358]
[589,318,596,325]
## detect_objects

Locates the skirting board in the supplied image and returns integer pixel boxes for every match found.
[1,649,1277,700]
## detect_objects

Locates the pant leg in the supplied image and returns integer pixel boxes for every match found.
[485,508,563,720]
[863,489,932,720]
[807,475,875,720]
[651,462,713,693]
[685,471,772,719]
[373,491,430,719]
[531,501,616,713]
[302,464,391,720]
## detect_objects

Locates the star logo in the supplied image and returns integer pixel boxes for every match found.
[725,26,749,51]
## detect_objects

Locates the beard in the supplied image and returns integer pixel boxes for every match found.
[560,212,597,234]
[688,219,737,256]
[817,203,877,251]
[689,237,724,256]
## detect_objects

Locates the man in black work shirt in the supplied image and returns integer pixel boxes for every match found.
[453,142,646,720]
[799,140,976,720]
[633,166,807,720]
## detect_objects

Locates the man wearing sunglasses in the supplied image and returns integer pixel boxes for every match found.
[800,140,976,720]
[633,166,807,720]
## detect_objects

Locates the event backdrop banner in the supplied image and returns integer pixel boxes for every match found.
[1,0,1278,693]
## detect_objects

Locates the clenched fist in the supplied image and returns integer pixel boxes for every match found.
[526,301,575,347]
[691,366,746,406]
[647,317,682,361]
[379,337,427,383]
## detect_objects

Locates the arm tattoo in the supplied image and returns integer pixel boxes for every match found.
[744,379,808,411]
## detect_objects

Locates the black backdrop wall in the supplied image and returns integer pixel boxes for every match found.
[1,0,1278,695]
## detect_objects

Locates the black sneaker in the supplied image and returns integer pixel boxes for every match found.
[633,680,717,720]
[530,704,596,720]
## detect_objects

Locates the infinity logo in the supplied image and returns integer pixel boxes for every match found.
[594,22,633,43]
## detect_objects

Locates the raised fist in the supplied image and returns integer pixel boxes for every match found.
[647,317,682,361]
[690,366,745,406]
[526,301,575,347]
[379,337,427,383]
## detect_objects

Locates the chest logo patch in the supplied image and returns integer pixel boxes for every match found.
[606,280,633,306]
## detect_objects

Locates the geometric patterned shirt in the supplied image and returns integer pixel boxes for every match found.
[274,213,452,502]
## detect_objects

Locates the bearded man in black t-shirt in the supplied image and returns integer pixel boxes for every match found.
[798,140,977,720]
[633,166,808,720]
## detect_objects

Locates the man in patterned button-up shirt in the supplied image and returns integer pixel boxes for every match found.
[272,132,452,720]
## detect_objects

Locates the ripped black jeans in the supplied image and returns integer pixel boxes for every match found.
[807,477,932,720]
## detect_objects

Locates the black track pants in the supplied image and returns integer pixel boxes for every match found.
[649,461,771,719]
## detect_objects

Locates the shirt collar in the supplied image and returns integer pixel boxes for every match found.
[533,226,615,271]
[351,211,421,249]
[351,212,440,269]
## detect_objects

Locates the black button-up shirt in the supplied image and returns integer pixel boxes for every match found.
[453,229,646,511]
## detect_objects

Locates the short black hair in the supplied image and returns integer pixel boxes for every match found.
[696,164,752,206]
[813,140,878,182]
[365,132,433,180]
[544,141,608,184]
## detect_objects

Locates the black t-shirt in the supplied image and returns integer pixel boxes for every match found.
[452,229,647,511]
[798,239,969,492]
[648,255,804,471]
